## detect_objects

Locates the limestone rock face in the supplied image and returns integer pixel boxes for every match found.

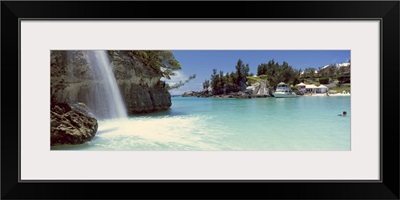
[51,50,172,115]
[109,51,172,113]
[51,103,98,146]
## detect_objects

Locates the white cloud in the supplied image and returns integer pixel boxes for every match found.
[161,70,188,86]
[169,89,186,96]
[161,71,202,95]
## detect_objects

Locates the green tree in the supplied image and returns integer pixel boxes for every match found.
[210,68,224,95]
[257,63,269,76]
[235,59,249,90]
[319,77,330,84]
[338,66,346,76]
[218,70,226,93]
[305,68,316,80]
[203,79,210,90]
[235,59,243,86]
[328,64,336,79]
[257,59,298,88]
[244,64,250,77]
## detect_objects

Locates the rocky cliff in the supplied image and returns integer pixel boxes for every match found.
[51,50,172,115]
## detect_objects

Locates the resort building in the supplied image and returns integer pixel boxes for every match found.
[302,84,329,94]
[317,85,328,93]
[305,84,318,93]
[298,82,306,93]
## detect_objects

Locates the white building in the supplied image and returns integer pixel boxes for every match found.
[317,85,328,93]
[336,62,351,68]
[304,84,329,94]
[305,84,318,93]
[297,82,306,93]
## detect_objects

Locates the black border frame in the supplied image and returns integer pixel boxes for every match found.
[2,1,399,199]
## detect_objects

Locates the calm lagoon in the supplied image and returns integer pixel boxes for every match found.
[52,96,350,151]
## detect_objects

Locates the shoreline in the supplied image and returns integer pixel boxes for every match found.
[181,90,271,99]
[303,93,351,97]
[180,90,350,98]
[177,94,351,98]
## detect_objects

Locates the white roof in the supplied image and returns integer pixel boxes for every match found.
[321,65,330,69]
[306,84,318,89]
[298,82,306,86]
[337,62,351,68]
[318,85,328,88]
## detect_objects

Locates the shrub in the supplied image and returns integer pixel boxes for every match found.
[319,77,330,84]
[259,75,268,79]
[225,83,239,93]
[337,75,351,84]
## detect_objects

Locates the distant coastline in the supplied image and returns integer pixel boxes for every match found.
[181,90,270,99]
[180,90,350,98]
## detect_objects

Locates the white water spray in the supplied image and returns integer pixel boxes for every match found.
[87,50,128,119]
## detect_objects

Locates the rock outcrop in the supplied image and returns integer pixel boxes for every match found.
[182,80,271,99]
[182,90,212,97]
[51,102,98,146]
[51,50,171,115]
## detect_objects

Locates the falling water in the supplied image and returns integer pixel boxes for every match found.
[86,50,128,119]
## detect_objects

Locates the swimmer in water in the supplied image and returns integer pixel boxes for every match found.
[338,111,347,116]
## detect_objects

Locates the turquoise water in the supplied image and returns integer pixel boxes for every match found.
[52,96,351,151]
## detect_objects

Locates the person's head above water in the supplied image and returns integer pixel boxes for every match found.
[339,111,347,116]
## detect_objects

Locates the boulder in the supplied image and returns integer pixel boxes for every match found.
[244,89,254,95]
[182,91,194,97]
[51,102,98,146]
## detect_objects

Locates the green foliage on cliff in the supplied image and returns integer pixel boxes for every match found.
[128,50,196,90]
[131,50,181,79]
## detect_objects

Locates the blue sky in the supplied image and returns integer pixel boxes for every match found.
[165,50,350,95]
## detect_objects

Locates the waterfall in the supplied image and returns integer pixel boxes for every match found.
[86,50,128,119]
